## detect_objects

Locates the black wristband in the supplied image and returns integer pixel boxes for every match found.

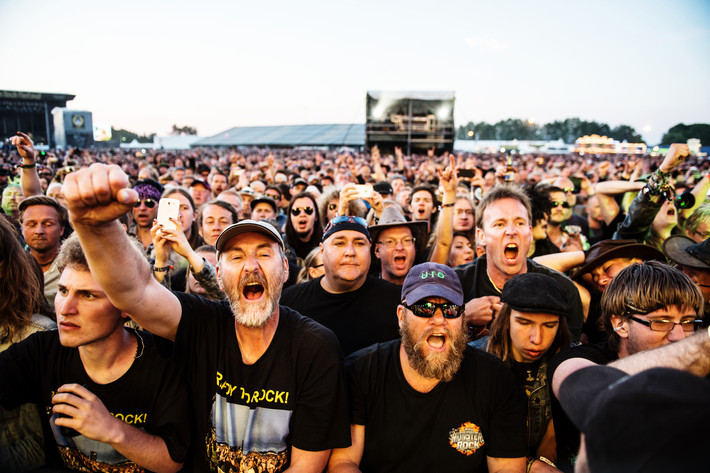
[16,162,36,169]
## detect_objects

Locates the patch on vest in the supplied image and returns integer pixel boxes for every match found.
[449,422,485,455]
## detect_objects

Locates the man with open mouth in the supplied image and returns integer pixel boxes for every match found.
[61,164,350,473]
[327,262,527,472]
[369,207,428,285]
[454,185,584,343]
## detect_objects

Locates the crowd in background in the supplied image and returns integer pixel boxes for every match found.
[2,130,710,473]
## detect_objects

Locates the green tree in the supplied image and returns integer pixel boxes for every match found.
[111,127,156,144]
[661,123,710,145]
[609,125,643,143]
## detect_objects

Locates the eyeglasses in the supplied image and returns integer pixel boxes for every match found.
[404,301,463,319]
[291,206,314,216]
[551,201,571,209]
[328,203,338,211]
[134,198,156,208]
[628,315,701,332]
[378,237,416,248]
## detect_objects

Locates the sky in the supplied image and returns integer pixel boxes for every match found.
[1,0,709,145]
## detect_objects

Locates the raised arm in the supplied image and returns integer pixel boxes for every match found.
[10,132,43,197]
[62,164,182,340]
[594,180,644,225]
[681,173,710,220]
[429,154,457,264]
[614,144,689,242]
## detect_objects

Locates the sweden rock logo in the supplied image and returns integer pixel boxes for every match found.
[449,422,485,455]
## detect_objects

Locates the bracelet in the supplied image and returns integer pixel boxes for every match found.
[441,203,455,208]
[526,458,536,473]
[152,265,172,273]
[16,162,36,169]
[707,325,710,339]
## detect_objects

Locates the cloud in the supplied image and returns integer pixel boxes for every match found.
[465,36,510,53]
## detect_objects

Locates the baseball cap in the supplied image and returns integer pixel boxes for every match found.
[215,219,285,255]
[401,262,463,306]
[373,181,394,195]
[250,196,278,213]
[322,215,371,243]
[502,273,569,318]
[189,178,211,191]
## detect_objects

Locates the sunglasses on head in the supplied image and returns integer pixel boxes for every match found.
[291,206,314,216]
[551,201,570,209]
[329,215,368,227]
[404,301,463,319]
[135,198,156,208]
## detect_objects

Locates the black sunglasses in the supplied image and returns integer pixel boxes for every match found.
[135,198,156,208]
[291,206,314,216]
[404,301,463,319]
[551,201,570,209]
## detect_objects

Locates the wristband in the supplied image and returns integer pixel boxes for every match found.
[526,458,536,473]
[441,203,455,208]
[16,162,36,169]
[152,265,172,273]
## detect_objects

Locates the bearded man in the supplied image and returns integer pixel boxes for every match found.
[327,262,528,473]
[62,164,350,473]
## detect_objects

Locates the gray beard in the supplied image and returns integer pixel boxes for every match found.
[400,316,467,382]
[229,294,277,328]
[226,274,282,328]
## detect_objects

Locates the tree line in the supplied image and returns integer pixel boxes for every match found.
[456,118,709,146]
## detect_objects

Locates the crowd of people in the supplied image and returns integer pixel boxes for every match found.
[1,130,709,473]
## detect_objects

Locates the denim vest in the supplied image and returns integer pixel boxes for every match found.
[527,358,552,454]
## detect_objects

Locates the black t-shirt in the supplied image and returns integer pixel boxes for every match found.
[547,343,618,473]
[346,341,527,472]
[455,256,584,343]
[0,330,191,472]
[280,276,401,356]
[173,293,350,472]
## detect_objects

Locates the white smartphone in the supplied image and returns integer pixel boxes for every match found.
[157,198,180,231]
[354,184,373,199]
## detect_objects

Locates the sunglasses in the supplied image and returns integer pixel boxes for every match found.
[327,203,338,211]
[329,215,368,227]
[291,206,314,216]
[403,301,463,319]
[134,198,156,208]
[551,201,571,209]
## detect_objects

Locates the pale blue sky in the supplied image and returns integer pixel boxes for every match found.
[1,0,708,144]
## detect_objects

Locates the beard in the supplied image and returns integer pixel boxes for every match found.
[225,271,282,328]
[400,315,467,382]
